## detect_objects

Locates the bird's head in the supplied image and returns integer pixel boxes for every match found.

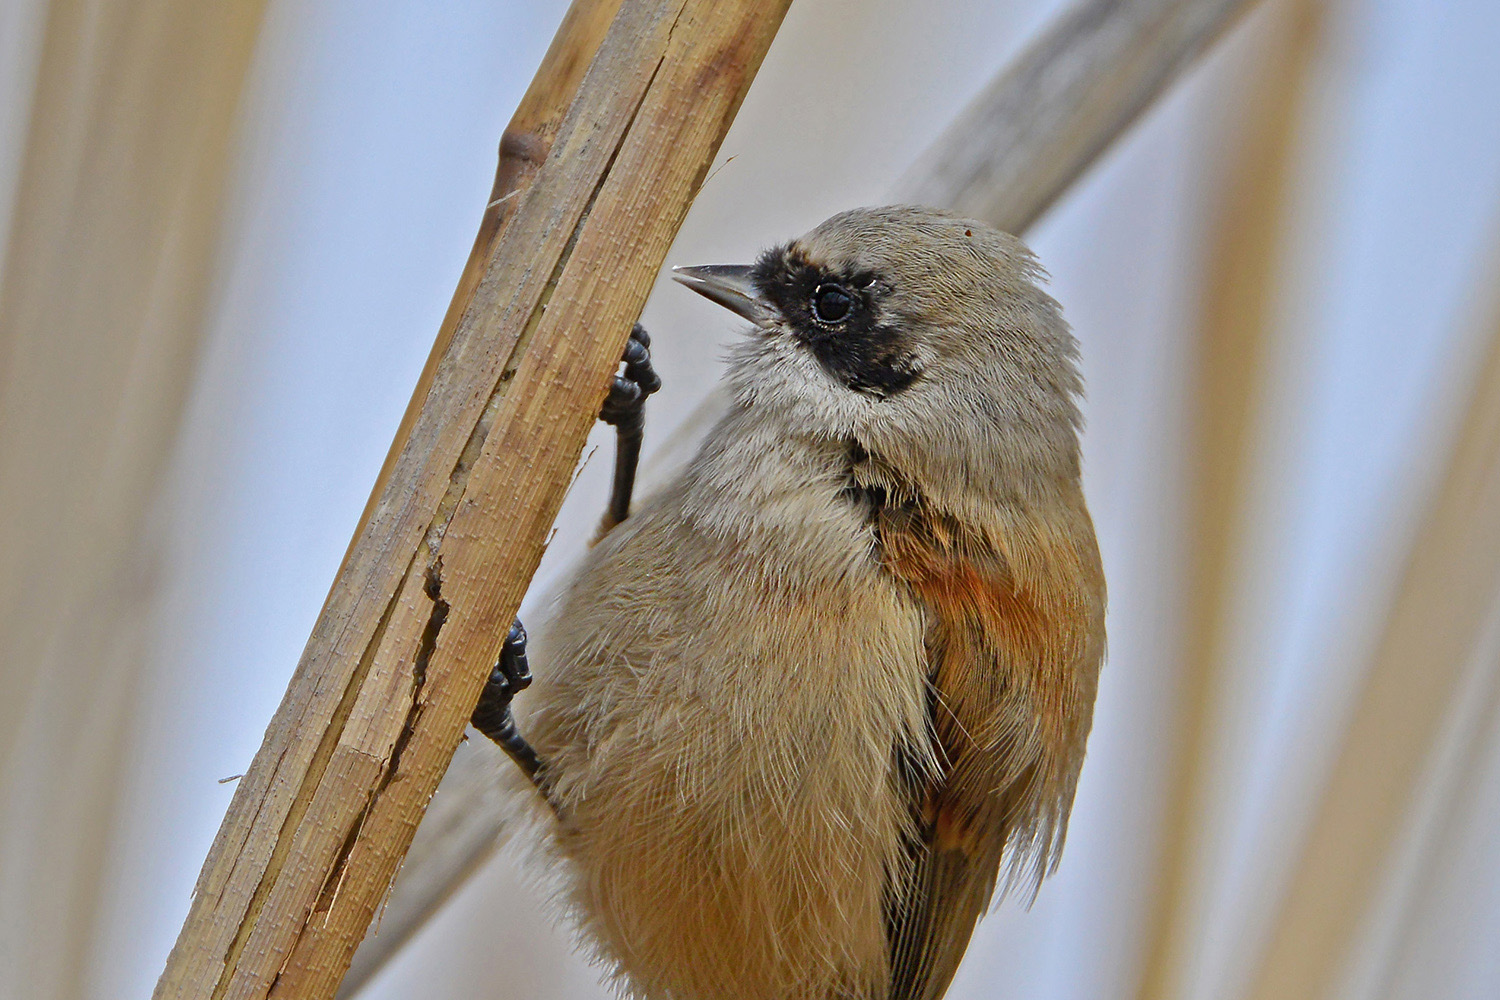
[673,205,1085,506]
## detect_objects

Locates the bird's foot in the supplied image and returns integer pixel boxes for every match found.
[599,324,661,530]
[599,323,661,430]
[471,618,542,782]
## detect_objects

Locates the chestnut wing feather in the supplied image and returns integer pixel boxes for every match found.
[878,501,1102,1000]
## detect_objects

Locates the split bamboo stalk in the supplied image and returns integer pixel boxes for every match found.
[338,0,1268,992]
[153,2,791,998]
[355,0,624,537]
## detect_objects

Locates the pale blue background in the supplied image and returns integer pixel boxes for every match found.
[59,1,1500,997]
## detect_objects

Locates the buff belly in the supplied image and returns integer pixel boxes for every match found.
[526,498,930,1000]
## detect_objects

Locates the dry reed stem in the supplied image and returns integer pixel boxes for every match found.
[1242,241,1500,1000]
[153,2,791,998]
[1130,3,1323,997]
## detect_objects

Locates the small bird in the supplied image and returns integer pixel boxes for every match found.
[471,205,1106,1000]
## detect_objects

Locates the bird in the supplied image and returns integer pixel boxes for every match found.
[470,204,1107,1000]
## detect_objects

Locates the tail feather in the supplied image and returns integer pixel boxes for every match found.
[885,844,999,1000]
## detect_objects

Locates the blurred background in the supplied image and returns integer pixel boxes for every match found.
[2,0,1499,999]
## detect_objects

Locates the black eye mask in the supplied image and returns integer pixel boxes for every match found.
[752,244,920,398]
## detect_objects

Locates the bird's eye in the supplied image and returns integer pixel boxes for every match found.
[812,284,852,323]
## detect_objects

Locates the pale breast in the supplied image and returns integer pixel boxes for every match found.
[524,427,932,1000]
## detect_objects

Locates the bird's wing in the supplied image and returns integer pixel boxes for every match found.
[877,499,1102,1000]
[883,762,1009,1000]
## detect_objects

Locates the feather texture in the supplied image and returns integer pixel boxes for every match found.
[876,492,1104,998]
[513,206,1106,1000]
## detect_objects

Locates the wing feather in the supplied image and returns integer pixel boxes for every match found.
[876,497,1104,999]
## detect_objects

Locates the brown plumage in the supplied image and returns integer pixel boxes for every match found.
[878,495,1103,999]
[513,206,1106,1000]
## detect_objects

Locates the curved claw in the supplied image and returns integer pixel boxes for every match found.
[600,324,662,529]
[472,617,541,780]
[502,619,531,690]
[604,327,660,426]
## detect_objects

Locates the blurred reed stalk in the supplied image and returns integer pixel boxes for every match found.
[1133,2,1323,998]
[153,2,792,998]
[0,3,272,999]
[1242,217,1500,1000]
[337,0,1267,994]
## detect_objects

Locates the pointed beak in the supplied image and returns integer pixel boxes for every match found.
[671,264,776,327]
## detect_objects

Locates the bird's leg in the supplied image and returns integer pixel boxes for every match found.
[597,324,661,533]
[471,325,660,799]
[471,618,542,780]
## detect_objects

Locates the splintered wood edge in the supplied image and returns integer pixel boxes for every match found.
[353,0,627,544]
[153,2,791,998]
